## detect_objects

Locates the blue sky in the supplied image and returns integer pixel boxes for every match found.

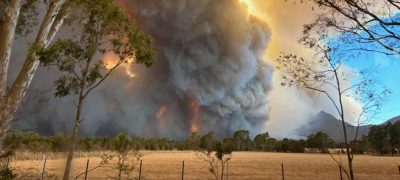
[341,51,400,124]
[328,15,400,124]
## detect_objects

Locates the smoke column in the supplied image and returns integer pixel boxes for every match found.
[13,0,273,139]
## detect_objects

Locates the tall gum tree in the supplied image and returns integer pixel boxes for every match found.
[276,47,390,180]
[282,1,398,179]
[290,0,400,56]
[37,0,155,179]
[0,0,66,149]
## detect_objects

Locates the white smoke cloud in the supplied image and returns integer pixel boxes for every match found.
[266,71,317,139]
[248,0,365,139]
[266,65,364,139]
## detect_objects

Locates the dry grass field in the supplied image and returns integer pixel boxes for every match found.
[9,151,400,180]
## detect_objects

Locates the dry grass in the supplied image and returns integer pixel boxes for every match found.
[7,151,400,179]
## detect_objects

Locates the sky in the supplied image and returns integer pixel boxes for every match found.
[341,49,400,124]
[244,0,400,125]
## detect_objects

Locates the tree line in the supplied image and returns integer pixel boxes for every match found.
[4,122,400,155]
[353,121,400,155]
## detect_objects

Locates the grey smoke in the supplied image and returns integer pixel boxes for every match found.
[12,0,273,139]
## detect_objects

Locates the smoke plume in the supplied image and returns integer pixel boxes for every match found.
[13,0,273,139]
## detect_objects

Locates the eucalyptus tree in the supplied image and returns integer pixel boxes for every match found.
[276,47,390,179]
[37,0,155,179]
[0,0,67,150]
[294,0,400,56]
[280,1,398,178]
[196,142,232,180]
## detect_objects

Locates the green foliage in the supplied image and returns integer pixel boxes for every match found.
[367,122,400,154]
[78,137,95,151]
[389,122,400,149]
[145,138,174,150]
[52,132,68,152]
[215,142,232,160]
[351,135,370,154]
[110,132,142,180]
[37,0,155,98]
[0,164,16,180]
[279,138,307,153]
[233,130,250,141]
[232,130,251,151]
[185,132,201,150]
[4,131,52,152]
[16,0,40,36]
[253,132,268,151]
[266,138,278,151]
[200,131,217,151]
[369,124,390,154]
[112,132,132,154]
[196,141,232,180]
[16,129,400,155]
[307,132,336,152]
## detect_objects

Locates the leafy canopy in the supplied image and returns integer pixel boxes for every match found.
[38,0,155,98]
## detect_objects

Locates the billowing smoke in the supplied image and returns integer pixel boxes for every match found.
[13,0,273,139]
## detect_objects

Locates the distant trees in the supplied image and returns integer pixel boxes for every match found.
[368,122,400,154]
[389,122,400,151]
[200,132,217,150]
[0,130,317,153]
[232,130,252,151]
[349,135,369,154]
[144,138,174,151]
[4,128,399,156]
[253,132,269,151]
[369,124,391,154]
[307,132,336,153]
[184,132,201,150]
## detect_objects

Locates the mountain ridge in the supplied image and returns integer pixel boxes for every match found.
[297,111,400,142]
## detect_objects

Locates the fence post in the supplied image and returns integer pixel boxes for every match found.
[339,164,343,180]
[226,161,229,180]
[398,164,400,174]
[84,159,90,180]
[139,159,143,180]
[281,162,285,180]
[41,157,47,180]
[6,157,10,169]
[181,161,184,180]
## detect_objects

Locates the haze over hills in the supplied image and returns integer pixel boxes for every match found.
[297,111,400,142]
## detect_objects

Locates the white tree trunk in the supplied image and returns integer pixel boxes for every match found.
[0,0,21,94]
[0,0,66,150]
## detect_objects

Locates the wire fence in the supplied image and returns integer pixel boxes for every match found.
[2,152,400,180]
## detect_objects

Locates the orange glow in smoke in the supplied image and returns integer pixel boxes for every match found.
[156,105,167,130]
[239,0,256,15]
[156,105,167,120]
[189,100,200,132]
[102,52,137,79]
[239,0,270,24]
[103,52,120,70]
[124,55,137,78]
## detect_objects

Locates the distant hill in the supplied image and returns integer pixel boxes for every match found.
[384,115,400,125]
[297,111,400,142]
